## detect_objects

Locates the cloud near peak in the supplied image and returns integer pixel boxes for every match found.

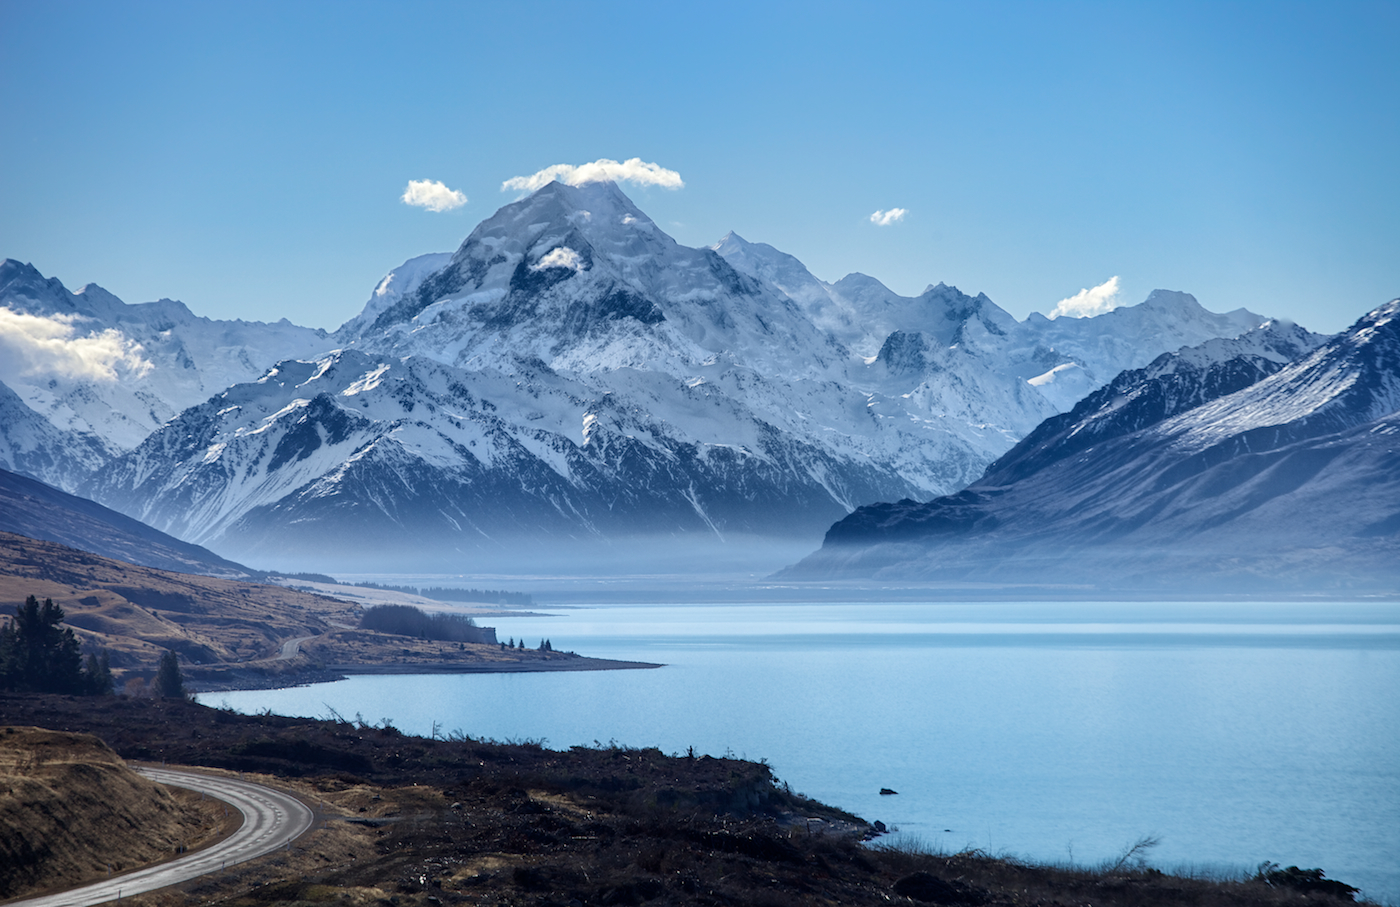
[0,308,153,383]
[869,208,907,226]
[401,179,468,212]
[1048,276,1123,319]
[502,158,684,193]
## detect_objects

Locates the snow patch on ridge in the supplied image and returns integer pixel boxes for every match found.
[531,247,586,272]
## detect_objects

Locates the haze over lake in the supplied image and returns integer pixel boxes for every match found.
[205,598,1400,903]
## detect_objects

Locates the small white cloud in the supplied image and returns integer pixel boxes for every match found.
[869,208,908,226]
[502,158,684,193]
[531,247,585,272]
[1048,276,1123,319]
[0,307,153,383]
[401,179,468,212]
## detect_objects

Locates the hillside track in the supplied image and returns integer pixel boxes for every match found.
[6,768,315,907]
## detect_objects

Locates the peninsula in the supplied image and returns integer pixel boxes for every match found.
[0,530,657,693]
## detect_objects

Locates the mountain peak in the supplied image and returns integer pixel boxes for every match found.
[711,231,750,252]
[1142,288,1202,310]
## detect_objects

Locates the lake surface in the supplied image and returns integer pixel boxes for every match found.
[205,601,1400,902]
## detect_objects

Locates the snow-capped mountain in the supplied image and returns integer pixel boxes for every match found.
[787,303,1394,591]
[0,378,109,491]
[714,233,1268,411]
[71,180,1304,572]
[83,349,918,569]
[0,259,331,470]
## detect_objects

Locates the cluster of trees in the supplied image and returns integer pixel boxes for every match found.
[0,596,112,695]
[420,587,534,606]
[500,637,553,651]
[353,582,533,606]
[358,604,493,643]
[0,595,187,697]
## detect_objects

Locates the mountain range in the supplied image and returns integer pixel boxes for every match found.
[787,300,1400,591]
[0,180,1345,575]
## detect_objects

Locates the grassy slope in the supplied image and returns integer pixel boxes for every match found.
[0,532,651,691]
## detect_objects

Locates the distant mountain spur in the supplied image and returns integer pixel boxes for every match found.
[787,301,1400,592]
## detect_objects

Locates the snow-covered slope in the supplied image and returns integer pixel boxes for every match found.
[0,260,331,463]
[789,304,1394,591]
[715,232,1269,411]
[0,379,110,491]
[76,180,1303,572]
[84,349,917,570]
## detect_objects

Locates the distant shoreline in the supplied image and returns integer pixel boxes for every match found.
[187,653,662,693]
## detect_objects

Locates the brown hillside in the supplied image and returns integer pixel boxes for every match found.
[0,532,653,690]
[0,726,226,899]
[0,530,358,683]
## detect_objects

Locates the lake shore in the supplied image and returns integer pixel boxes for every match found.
[0,692,1372,907]
[184,646,662,693]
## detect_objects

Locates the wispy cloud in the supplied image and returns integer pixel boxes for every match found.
[401,179,468,212]
[0,308,152,383]
[869,208,907,226]
[502,158,684,193]
[1048,276,1123,319]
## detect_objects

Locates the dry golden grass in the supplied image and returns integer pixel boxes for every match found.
[0,531,358,679]
[0,532,650,691]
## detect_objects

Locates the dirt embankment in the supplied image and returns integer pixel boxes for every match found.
[0,726,229,900]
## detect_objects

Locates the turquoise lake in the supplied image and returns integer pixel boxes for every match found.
[203,600,1400,903]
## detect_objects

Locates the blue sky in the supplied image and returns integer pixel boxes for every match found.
[1,0,1396,333]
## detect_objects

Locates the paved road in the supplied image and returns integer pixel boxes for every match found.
[8,768,315,907]
[277,635,317,660]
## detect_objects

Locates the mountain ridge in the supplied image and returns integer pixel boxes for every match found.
[5,182,1317,573]
[789,300,1399,590]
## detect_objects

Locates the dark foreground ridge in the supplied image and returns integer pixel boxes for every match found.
[0,693,1371,907]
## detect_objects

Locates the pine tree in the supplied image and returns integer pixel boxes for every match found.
[154,649,186,699]
[0,596,84,693]
[83,651,115,695]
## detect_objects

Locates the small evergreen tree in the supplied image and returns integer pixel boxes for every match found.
[154,649,186,699]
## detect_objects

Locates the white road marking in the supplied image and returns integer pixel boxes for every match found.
[6,768,315,907]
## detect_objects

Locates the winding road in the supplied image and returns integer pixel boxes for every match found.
[8,768,315,907]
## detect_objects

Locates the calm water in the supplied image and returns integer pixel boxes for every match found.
[205,601,1400,902]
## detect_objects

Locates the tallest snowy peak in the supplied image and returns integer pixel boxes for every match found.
[486,179,655,236]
